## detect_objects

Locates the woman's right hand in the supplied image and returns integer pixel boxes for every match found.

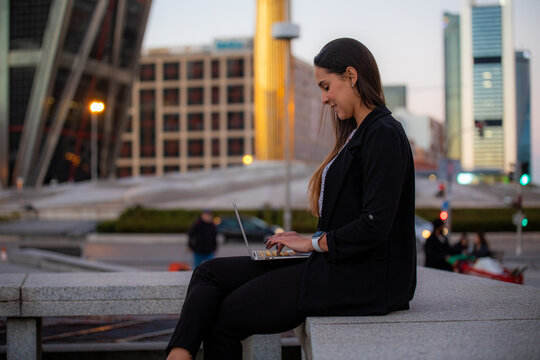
[166,347,192,360]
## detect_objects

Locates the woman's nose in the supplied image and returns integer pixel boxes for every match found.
[321,93,328,104]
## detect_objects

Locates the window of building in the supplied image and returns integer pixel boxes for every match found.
[140,166,156,175]
[188,113,204,131]
[188,164,204,171]
[188,87,204,105]
[140,64,155,81]
[140,90,155,158]
[212,60,220,78]
[163,62,179,80]
[120,141,132,158]
[164,165,180,173]
[188,139,204,157]
[227,58,244,78]
[164,140,180,157]
[211,112,220,130]
[163,88,179,106]
[227,112,244,130]
[125,116,132,132]
[212,138,220,156]
[163,113,180,132]
[212,86,220,104]
[227,85,244,104]
[117,167,132,178]
[187,60,204,79]
[227,138,244,156]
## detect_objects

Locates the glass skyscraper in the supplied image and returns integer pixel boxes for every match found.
[0,0,152,188]
[443,0,529,175]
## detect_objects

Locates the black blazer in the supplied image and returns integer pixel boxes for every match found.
[298,105,416,315]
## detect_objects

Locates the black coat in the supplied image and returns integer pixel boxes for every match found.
[298,105,417,316]
[424,234,453,272]
[188,219,217,254]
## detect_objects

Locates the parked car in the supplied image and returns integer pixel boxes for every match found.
[415,215,433,251]
[215,215,283,243]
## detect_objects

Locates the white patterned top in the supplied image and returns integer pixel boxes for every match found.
[318,128,357,217]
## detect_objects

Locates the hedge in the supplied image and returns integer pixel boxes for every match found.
[97,206,540,233]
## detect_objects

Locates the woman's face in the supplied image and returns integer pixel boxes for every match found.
[314,66,358,120]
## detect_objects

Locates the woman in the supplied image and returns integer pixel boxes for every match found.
[471,232,492,258]
[166,38,416,360]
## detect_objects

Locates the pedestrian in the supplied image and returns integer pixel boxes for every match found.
[424,218,462,271]
[188,209,217,268]
[166,38,416,360]
[471,231,492,258]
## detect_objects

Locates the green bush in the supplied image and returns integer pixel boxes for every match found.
[97,206,540,233]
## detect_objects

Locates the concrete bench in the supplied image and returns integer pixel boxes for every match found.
[0,271,280,360]
[295,266,540,359]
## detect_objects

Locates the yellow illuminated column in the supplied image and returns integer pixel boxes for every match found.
[254,0,295,160]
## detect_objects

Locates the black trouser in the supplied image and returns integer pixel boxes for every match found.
[166,256,308,359]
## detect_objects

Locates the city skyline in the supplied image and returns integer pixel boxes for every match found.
[143,0,539,181]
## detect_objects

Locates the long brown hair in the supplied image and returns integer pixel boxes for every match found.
[308,38,385,217]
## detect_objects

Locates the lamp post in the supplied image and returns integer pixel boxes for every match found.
[272,1,299,232]
[89,101,105,182]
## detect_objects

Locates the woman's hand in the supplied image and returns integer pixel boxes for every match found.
[265,231,313,254]
[167,347,192,360]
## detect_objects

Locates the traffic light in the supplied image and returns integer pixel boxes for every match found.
[522,217,528,228]
[520,162,530,186]
[439,210,449,221]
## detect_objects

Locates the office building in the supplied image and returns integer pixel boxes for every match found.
[515,50,530,174]
[0,0,152,188]
[443,12,461,161]
[116,39,323,177]
[444,0,530,174]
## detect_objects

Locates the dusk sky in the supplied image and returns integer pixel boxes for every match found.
[143,0,540,181]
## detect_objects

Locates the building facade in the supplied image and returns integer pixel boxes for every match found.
[444,0,530,175]
[116,40,323,177]
[0,0,152,188]
[458,0,518,173]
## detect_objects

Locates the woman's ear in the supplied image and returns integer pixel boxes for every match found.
[345,66,358,85]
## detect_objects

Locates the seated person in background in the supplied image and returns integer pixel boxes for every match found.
[471,232,492,258]
[453,232,470,255]
[424,219,461,272]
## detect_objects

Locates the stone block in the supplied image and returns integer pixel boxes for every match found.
[7,318,41,360]
[242,334,281,360]
[0,273,26,316]
[21,271,190,317]
[298,267,540,360]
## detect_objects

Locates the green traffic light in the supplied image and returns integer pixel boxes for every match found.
[522,218,528,227]
[520,174,530,186]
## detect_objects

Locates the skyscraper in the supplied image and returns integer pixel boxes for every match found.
[0,0,152,188]
[254,0,293,160]
[443,12,461,161]
[458,0,517,173]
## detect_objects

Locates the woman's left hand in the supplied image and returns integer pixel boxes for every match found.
[265,231,312,254]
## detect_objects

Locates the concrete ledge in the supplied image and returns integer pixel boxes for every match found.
[9,248,138,272]
[0,273,26,316]
[21,271,190,317]
[297,267,540,360]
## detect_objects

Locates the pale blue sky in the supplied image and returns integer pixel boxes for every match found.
[143,0,540,180]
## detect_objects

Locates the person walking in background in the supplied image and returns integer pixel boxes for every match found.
[188,209,217,268]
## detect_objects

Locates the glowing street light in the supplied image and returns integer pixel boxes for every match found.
[242,154,254,165]
[90,101,105,182]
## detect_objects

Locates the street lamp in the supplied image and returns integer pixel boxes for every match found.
[89,101,105,182]
[272,1,299,232]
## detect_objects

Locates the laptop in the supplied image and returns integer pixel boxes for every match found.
[232,200,311,260]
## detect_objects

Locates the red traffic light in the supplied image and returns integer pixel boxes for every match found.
[440,210,449,221]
